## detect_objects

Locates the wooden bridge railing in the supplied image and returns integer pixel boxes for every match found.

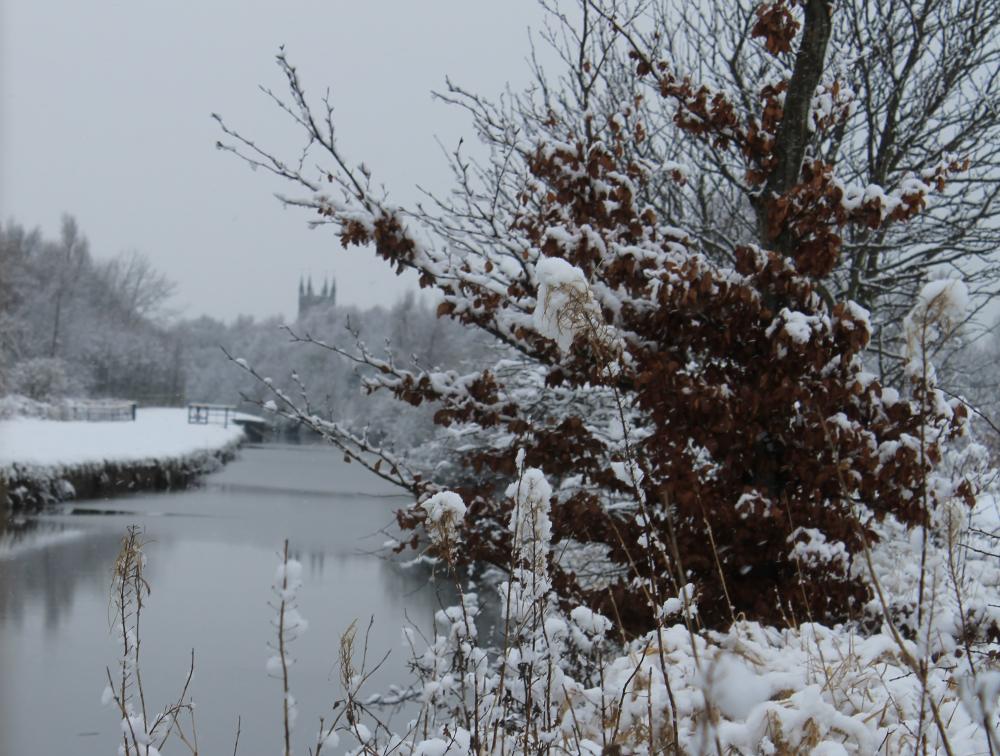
[187,403,237,428]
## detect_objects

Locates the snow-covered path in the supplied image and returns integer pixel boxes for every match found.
[0,407,244,468]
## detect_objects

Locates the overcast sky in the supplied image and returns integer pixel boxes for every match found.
[1,1,549,322]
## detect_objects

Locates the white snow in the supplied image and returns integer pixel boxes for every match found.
[766,308,827,347]
[533,256,604,353]
[903,278,970,379]
[506,468,554,567]
[569,606,612,637]
[265,654,284,676]
[916,278,969,325]
[702,654,771,721]
[319,729,340,750]
[788,526,849,570]
[275,559,304,600]
[0,407,243,468]
[421,490,467,547]
[569,606,612,651]
[421,491,467,527]
[282,607,308,634]
[842,300,872,334]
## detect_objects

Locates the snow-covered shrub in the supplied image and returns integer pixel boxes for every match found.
[0,393,56,419]
[7,357,83,401]
[101,448,1000,754]
[309,471,1000,753]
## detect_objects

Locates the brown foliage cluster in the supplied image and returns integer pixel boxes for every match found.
[506,128,967,628]
[752,1,802,55]
[397,138,966,634]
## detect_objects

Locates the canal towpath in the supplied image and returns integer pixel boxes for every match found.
[0,407,247,510]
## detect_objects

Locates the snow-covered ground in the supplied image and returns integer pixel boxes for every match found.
[305,486,1000,755]
[0,407,244,468]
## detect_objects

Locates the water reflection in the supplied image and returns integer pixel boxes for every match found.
[0,519,128,633]
[0,445,449,756]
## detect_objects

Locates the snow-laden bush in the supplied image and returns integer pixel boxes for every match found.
[313,472,999,755]
[102,457,1000,754]
[7,357,83,401]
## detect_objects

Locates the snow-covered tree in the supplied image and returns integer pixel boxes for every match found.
[219,0,982,628]
[522,0,1000,386]
[0,218,182,402]
[7,356,83,401]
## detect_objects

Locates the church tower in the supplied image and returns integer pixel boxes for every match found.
[297,275,337,319]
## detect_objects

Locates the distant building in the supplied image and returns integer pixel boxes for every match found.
[298,276,336,319]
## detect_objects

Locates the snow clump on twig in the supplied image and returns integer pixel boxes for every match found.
[533,256,606,354]
[420,490,466,548]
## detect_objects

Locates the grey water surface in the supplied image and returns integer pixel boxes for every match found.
[0,444,450,756]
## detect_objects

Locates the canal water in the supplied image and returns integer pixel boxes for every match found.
[0,444,451,755]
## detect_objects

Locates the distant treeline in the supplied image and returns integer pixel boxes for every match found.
[0,217,493,452]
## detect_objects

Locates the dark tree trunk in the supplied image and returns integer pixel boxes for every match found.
[756,0,834,253]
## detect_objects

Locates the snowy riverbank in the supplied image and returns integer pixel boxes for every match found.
[0,408,245,510]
